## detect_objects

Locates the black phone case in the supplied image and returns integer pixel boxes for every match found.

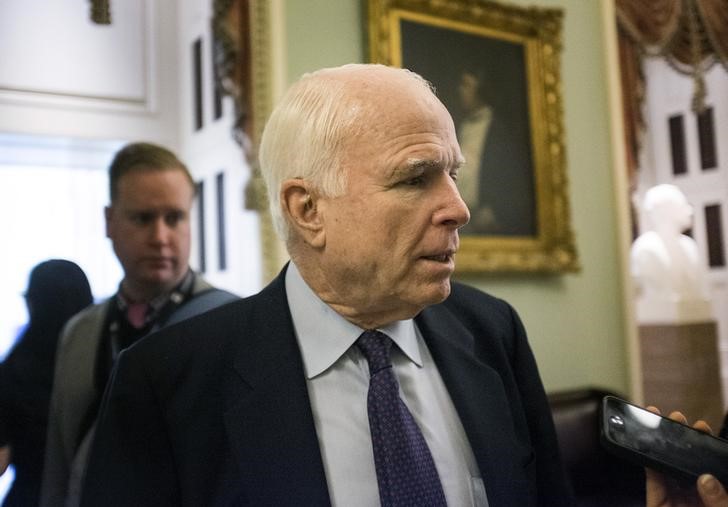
[599,395,728,486]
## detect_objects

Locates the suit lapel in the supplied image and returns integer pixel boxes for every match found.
[222,271,331,506]
[416,305,534,507]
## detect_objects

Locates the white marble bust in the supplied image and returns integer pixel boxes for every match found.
[630,184,712,323]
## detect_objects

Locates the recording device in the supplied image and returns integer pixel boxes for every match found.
[600,395,728,486]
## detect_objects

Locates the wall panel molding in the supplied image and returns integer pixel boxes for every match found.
[0,0,157,115]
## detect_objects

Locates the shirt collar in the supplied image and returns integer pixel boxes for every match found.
[285,262,423,379]
[117,269,194,316]
[464,104,493,123]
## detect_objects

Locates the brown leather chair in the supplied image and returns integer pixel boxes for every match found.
[548,387,645,507]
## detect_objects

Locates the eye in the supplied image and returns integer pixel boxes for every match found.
[130,212,154,225]
[164,211,186,227]
[402,175,426,186]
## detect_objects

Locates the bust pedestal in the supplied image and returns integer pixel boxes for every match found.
[631,184,722,426]
[636,296,713,324]
[638,300,722,429]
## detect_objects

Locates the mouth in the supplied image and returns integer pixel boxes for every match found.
[144,257,174,267]
[421,250,455,263]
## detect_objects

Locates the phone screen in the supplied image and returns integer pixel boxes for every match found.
[601,396,728,485]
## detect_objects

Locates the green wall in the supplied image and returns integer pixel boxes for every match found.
[284,0,629,395]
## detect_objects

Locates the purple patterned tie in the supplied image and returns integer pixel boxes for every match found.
[357,330,447,507]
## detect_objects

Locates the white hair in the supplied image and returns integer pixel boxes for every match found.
[258,63,434,241]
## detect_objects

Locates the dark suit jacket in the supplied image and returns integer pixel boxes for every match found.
[80,268,573,507]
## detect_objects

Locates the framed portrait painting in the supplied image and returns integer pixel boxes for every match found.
[368,0,579,273]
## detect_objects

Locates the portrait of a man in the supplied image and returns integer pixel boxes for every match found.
[399,19,537,237]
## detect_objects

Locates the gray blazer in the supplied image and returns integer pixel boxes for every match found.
[40,275,233,507]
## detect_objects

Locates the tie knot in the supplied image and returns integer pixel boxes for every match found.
[126,302,150,329]
[356,330,392,374]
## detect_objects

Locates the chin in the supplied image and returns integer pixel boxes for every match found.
[417,279,452,307]
[143,272,178,288]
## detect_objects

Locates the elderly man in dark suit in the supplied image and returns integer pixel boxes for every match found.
[79,64,727,507]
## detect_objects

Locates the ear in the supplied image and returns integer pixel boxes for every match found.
[280,179,326,248]
[104,205,113,239]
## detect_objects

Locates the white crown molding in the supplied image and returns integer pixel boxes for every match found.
[0,0,158,115]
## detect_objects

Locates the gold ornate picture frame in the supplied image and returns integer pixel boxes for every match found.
[369,0,579,273]
[213,0,286,282]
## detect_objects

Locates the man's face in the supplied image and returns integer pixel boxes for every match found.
[105,169,194,299]
[458,72,481,112]
[314,75,470,322]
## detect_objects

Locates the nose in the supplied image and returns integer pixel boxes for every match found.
[433,174,470,228]
[149,217,172,245]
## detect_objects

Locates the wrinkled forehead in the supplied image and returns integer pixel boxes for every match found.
[347,67,441,110]
[342,68,455,136]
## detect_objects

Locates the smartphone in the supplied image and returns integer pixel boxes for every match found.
[600,395,728,486]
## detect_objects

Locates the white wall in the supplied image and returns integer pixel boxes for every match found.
[0,0,180,148]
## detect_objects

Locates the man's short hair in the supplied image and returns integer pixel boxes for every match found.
[258,63,433,240]
[108,142,194,202]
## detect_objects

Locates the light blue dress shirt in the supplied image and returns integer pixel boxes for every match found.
[285,262,488,507]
